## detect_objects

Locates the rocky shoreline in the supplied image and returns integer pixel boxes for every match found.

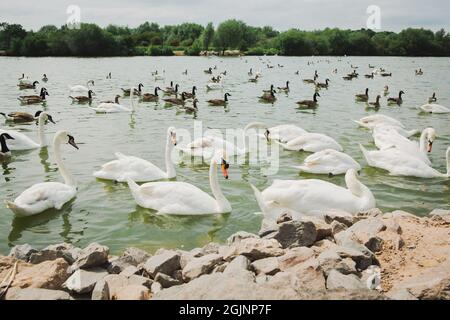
[1,208,449,300]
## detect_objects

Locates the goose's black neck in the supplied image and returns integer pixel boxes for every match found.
[0,134,10,153]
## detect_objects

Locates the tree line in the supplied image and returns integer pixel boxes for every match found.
[1,20,449,57]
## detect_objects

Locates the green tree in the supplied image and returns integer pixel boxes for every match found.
[202,22,214,50]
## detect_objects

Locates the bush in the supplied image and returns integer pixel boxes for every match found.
[147,45,174,56]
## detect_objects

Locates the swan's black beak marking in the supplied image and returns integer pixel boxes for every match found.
[68,135,79,149]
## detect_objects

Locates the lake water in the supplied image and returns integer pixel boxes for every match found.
[0,56,449,255]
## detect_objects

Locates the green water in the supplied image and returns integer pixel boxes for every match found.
[0,56,449,255]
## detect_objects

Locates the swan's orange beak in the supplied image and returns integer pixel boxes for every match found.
[427,141,433,153]
[221,160,229,179]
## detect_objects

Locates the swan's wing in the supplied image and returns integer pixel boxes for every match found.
[13,182,75,212]
[186,137,214,149]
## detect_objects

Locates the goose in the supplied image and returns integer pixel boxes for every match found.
[94,127,177,183]
[178,99,199,114]
[295,70,300,75]
[428,93,437,103]
[163,92,186,106]
[18,81,39,89]
[141,87,161,102]
[206,77,224,90]
[419,103,450,114]
[387,90,404,105]
[368,95,381,108]
[249,75,260,82]
[364,73,374,79]
[207,93,231,106]
[182,86,197,99]
[182,69,188,75]
[18,73,25,80]
[381,72,392,77]
[204,67,213,74]
[353,114,404,130]
[415,69,423,76]
[383,86,389,96]
[276,132,343,152]
[293,149,361,176]
[18,88,49,105]
[248,68,253,76]
[263,124,308,143]
[259,90,276,103]
[91,91,135,113]
[106,72,112,79]
[0,111,55,150]
[164,84,179,96]
[42,74,48,82]
[177,122,266,159]
[262,85,275,94]
[296,92,320,109]
[372,127,435,165]
[250,168,375,220]
[0,133,14,160]
[277,81,290,93]
[1,111,40,123]
[19,88,47,100]
[69,80,94,93]
[360,145,450,179]
[69,90,94,103]
[122,83,143,97]
[342,76,353,81]
[5,131,79,217]
[355,88,369,102]
[126,151,231,215]
[303,75,317,84]
[316,79,330,89]
[100,95,121,104]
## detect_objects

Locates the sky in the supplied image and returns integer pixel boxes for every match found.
[1,0,448,32]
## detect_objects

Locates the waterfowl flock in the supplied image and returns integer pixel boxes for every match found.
[1,57,449,229]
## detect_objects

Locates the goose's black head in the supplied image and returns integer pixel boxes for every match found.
[67,135,79,149]
[264,129,270,142]
[1,133,14,140]
[33,81,39,86]
[138,83,144,90]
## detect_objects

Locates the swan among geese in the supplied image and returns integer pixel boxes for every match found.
[354,114,404,130]
[0,133,14,160]
[276,132,343,152]
[293,149,361,175]
[93,127,177,183]
[69,80,94,93]
[263,124,308,143]
[360,144,450,178]
[91,91,135,113]
[127,151,231,215]
[0,111,55,150]
[250,169,376,220]
[419,103,450,114]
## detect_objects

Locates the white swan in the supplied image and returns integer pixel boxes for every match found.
[372,124,418,138]
[93,127,177,182]
[276,133,343,152]
[263,124,308,143]
[373,127,435,165]
[360,144,450,178]
[91,90,135,113]
[293,149,361,175]
[0,111,54,150]
[419,103,450,114]
[5,131,79,217]
[177,122,266,159]
[354,114,404,130]
[127,152,231,215]
[251,169,376,221]
[69,80,94,93]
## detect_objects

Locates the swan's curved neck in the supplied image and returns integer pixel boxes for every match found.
[38,114,46,147]
[54,139,76,187]
[345,171,375,203]
[209,159,230,212]
[165,134,176,178]
[419,130,427,154]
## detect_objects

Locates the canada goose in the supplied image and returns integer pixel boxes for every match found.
[18,88,47,101]
[163,92,186,106]
[182,69,188,75]
[249,75,259,82]
[263,85,275,94]
[388,90,405,105]
[364,73,374,79]
[69,90,94,103]
[18,80,39,89]
[347,70,358,78]
[106,72,112,79]
[342,76,353,81]
[0,133,14,160]
[18,73,25,80]
[267,64,274,69]
[415,69,423,76]
[277,81,290,92]
[204,67,213,74]
[18,88,49,104]
[278,64,284,68]
[179,99,198,113]
[351,65,359,69]
[316,79,330,89]
[207,93,231,106]
[259,90,277,103]
[122,83,143,96]
[303,75,317,84]
[0,111,40,123]
[428,92,437,103]
[182,86,197,99]
[355,88,369,102]
[297,92,320,109]
[248,68,253,76]
[294,70,299,75]
[164,83,179,96]
[368,95,381,108]
[381,72,392,77]
[141,87,162,102]
[42,74,48,82]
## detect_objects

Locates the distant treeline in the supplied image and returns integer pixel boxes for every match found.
[1,20,450,57]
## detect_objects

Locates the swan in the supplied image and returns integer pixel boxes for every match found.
[206,77,224,90]
[69,80,94,93]
[293,149,361,175]
[263,124,308,143]
[177,122,266,159]
[372,124,419,138]
[250,169,376,221]
[275,133,343,152]
[90,90,135,113]
[0,111,55,150]
[419,103,450,114]
[360,144,450,178]
[93,127,177,182]
[353,114,404,130]
[126,152,231,215]
[5,131,79,217]
[373,127,435,165]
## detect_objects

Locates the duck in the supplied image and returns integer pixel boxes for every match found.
[355,88,369,102]
[428,92,437,103]
[126,151,231,215]
[316,79,330,89]
[5,131,79,217]
[293,149,361,176]
[163,92,186,106]
[42,74,48,82]
[0,111,41,123]
[360,144,450,179]
[277,81,290,93]
[69,80,94,93]
[93,127,177,183]
[0,133,14,160]
[296,92,320,109]
[276,132,343,152]
[259,90,277,103]
[263,124,308,143]
[207,93,231,106]
[419,103,450,114]
[122,83,143,97]
[250,168,375,220]
[18,88,49,105]
[368,95,381,108]
[387,90,404,105]
[141,87,162,102]
[18,81,39,89]
[0,111,55,150]
[69,90,94,103]
[182,86,197,99]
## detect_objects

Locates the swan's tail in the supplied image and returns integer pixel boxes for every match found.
[5,200,27,217]
[359,144,373,166]
[250,183,267,215]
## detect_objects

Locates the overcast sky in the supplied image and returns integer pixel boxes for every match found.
[1,0,448,32]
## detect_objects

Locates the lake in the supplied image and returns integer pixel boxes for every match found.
[0,56,449,255]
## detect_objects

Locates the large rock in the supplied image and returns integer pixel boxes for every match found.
[330,244,375,271]
[73,243,109,269]
[128,275,153,289]
[278,247,315,271]
[103,274,129,299]
[324,210,355,227]
[222,238,284,261]
[336,218,387,252]
[326,269,367,291]
[91,278,110,300]
[264,220,317,249]
[227,231,259,245]
[8,244,37,262]
[63,268,108,294]
[121,247,151,266]
[29,243,81,264]
[251,257,280,275]
[5,287,71,300]
[115,285,150,300]
[300,217,332,241]
[429,209,450,223]
[182,253,223,281]
[317,249,357,276]
[143,250,181,278]
[223,255,250,275]
[154,273,182,288]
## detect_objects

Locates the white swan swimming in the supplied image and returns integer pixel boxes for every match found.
[373,127,435,165]
[419,103,450,114]
[90,90,135,113]
[263,124,308,143]
[360,144,450,178]
[354,114,404,130]
[251,169,376,221]
[5,131,79,216]
[93,127,177,182]
[0,111,54,150]
[293,149,361,175]
[276,132,343,152]
[69,80,94,93]
[177,122,266,159]
[127,152,231,215]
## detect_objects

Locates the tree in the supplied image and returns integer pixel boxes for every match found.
[202,22,214,50]
[215,19,245,52]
